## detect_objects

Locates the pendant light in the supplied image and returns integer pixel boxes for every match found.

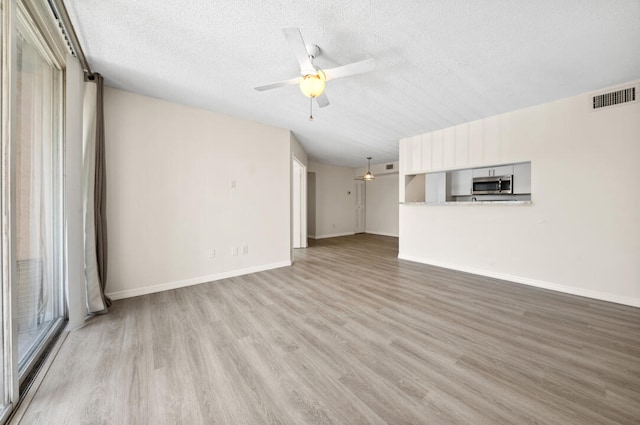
[363,157,375,181]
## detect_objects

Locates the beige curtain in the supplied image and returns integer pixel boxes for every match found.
[94,74,110,308]
[83,72,111,313]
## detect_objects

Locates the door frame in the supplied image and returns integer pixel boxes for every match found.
[292,157,307,249]
[354,180,365,234]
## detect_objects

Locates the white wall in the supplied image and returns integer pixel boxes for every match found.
[364,175,399,237]
[354,161,399,237]
[354,160,399,178]
[307,161,356,238]
[104,88,292,299]
[399,81,640,306]
[290,133,307,165]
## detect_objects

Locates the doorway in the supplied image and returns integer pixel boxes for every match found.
[307,172,316,239]
[292,158,307,248]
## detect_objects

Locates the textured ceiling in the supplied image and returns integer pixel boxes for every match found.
[65,0,640,168]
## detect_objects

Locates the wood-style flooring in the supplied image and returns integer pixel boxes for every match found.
[15,234,640,424]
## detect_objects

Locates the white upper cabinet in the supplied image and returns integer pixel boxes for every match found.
[441,129,455,169]
[449,169,473,196]
[401,136,423,175]
[472,165,514,177]
[468,120,484,165]
[421,132,445,172]
[513,162,532,194]
[401,113,519,176]
[454,124,469,168]
[425,172,447,204]
[483,115,503,165]
[420,133,432,172]
[430,132,444,171]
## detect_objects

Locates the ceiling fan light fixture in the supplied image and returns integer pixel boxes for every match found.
[299,70,326,98]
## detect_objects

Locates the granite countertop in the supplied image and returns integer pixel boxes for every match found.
[401,200,532,206]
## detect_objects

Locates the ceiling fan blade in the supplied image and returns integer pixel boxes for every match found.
[323,58,375,81]
[282,27,317,76]
[254,76,300,92]
[316,92,330,108]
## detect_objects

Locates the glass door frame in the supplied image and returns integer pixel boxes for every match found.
[1,0,19,420]
[1,0,68,421]
[14,0,66,381]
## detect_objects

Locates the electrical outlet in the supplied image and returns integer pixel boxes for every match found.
[232,246,238,256]
[207,249,215,259]
[230,180,237,189]
[242,245,248,255]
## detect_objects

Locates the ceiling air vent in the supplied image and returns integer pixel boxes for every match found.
[592,86,636,110]
[386,164,394,170]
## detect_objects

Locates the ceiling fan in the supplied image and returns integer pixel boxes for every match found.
[255,27,375,119]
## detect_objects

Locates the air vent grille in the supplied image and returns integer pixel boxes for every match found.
[592,87,636,110]
[386,164,394,170]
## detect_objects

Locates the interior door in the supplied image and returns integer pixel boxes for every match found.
[355,180,365,233]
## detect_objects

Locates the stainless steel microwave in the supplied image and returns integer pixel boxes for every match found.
[472,175,513,195]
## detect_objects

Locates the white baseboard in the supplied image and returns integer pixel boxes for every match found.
[398,253,640,308]
[106,261,292,300]
[313,232,355,239]
[365,231,399,238]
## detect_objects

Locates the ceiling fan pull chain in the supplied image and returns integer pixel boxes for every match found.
[309,96,314,121]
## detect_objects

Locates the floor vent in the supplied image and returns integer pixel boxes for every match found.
[592,86,636,110]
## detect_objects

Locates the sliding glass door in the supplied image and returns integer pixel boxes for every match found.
[0,0,6,419]
[1,1,66,421]
[14,5,64,375]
